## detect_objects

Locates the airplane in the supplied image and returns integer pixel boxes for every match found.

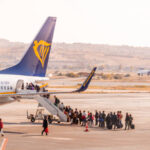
[0,17,97,105]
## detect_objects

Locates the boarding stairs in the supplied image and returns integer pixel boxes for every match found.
[35,95,67,122]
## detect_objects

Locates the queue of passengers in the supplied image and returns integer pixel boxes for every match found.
[68,109,133,130]
[53,95,134,130]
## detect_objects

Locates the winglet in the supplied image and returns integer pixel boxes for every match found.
[75,67,97,92]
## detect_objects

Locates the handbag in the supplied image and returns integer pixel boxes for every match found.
[45,127,49,133]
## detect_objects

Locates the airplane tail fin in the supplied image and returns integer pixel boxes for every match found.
[0,17,56,77]
[75,67,97,92]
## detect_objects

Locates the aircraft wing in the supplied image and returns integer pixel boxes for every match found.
[0,67,97,97]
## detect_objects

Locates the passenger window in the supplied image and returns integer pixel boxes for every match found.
[10,86,12,90]
[1,86,3,90]
[4,86,6,90]
[7,86,9,90]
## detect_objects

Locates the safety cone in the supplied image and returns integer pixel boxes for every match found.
[84,123,89,132]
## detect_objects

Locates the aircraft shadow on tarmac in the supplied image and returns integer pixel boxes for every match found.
[4,131,25,134]
[4,122,72,126]
[4,122,42,125]
[51,123,71,126]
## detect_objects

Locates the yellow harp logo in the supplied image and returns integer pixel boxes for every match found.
[33,40,51,68]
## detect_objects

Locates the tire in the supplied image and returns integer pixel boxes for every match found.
[31,117,35,122]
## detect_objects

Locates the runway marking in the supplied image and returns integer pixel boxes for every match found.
[0,138,8,150]
[31,136,72,141]
[49,137,72,141]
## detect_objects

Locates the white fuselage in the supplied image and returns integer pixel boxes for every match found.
[0,74,48,104]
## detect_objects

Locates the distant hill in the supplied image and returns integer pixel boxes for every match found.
[0,38,150,73]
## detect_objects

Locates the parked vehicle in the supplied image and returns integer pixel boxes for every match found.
[27,108,59,123]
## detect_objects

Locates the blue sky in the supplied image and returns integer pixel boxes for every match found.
[0,0,150,46]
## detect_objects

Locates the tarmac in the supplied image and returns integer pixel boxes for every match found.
[1,93,150,150]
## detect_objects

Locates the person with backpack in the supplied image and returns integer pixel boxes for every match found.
[101,111,106,128]
[95,110,99,126]
[78,110,82,125]
[112,112,117,130]
[98,111,103,127]
[82,110,86,126]
[54,95,60,107]
[129,114,134,129]
[106,113,112,129]
[125,113,130,130]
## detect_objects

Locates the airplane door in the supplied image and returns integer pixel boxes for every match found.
[16,80,24,92]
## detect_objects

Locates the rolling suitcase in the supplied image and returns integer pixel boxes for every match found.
[117,122,123,128]
[131,124,135,129]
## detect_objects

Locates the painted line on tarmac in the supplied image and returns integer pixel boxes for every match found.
[0,138,8,150]
[49,137,72,141]
[31,136,72,141]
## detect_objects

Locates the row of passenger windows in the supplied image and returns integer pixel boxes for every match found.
[0,86,13,90]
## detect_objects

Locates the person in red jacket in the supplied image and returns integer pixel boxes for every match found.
[0,118,4,136]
